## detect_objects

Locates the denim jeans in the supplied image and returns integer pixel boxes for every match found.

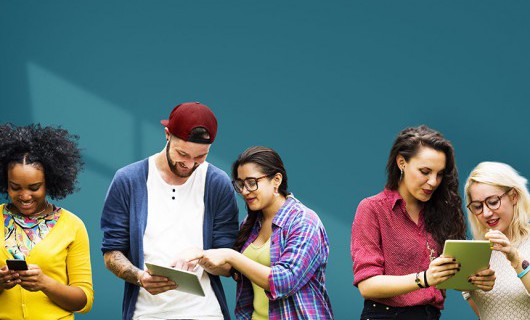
[360,300,441,320]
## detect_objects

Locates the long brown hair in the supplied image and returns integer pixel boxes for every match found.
[386,125,466,247]
[231,146,288,253]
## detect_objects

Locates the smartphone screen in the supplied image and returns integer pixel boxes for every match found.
[6,259,28,271]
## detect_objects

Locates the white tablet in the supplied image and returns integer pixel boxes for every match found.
[145,262,205,296]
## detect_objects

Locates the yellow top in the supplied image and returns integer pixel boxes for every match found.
[242,238,271,320]
[0,204,93,319]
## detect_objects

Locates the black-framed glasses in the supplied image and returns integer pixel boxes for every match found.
[466,189,512,215]
[232,174,273,194]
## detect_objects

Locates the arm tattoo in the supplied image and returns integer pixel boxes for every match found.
[104,251,142,284]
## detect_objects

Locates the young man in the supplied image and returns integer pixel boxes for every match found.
[101,102,239,320]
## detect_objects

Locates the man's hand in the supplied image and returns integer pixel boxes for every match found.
[138,270,178,295]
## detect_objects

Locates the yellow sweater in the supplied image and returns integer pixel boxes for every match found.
[0,204,94,319]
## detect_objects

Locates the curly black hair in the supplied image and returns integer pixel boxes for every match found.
[0,123,84,200]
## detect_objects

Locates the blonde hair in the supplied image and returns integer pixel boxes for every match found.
[464,162,530,244]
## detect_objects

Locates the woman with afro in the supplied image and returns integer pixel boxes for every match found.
[0,124,93,319]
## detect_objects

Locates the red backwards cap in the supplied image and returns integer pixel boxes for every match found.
[160,102,218,144]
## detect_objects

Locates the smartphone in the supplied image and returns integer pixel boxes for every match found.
[6,259,28,271]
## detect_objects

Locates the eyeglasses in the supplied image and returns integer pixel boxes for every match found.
[466,189,512,215]
[232,175,273,194]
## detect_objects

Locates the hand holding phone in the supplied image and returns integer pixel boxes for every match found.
[6,259,28,271]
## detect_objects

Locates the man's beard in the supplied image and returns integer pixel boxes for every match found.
[166,146,199,178]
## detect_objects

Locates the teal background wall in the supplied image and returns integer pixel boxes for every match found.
[1,1,529,319]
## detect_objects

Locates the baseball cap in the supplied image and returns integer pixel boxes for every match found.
[160,102,218,144]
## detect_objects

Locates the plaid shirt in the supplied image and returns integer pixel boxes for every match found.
[235,196,334,319]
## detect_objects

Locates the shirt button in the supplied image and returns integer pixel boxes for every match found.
[173,189,175,192]
[373,304,376,307]
[172,197,175,200]
[386,307,390,310]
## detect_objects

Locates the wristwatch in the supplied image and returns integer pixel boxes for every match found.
[517,259,530,279]
[415,272,425,288]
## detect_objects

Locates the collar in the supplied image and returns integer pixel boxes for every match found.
[383,188,404,210]
[271,194,297,228]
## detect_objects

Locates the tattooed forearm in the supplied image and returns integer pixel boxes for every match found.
[104,251,142,284]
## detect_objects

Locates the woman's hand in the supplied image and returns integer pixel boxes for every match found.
[197,249,234,270]
[17,264,52,292]
[170,247,204,272]
[425,255,460,286]
[17,264,88,311]
[485,230,520,267]
[0,266,20,290]
[468,268,496,291]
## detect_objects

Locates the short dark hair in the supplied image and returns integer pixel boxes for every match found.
[188,127,211,143]
[0,123,84,200]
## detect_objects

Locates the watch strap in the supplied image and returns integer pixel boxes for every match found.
[415,272,425,288]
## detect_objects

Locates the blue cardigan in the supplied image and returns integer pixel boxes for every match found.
[101,159,239,320]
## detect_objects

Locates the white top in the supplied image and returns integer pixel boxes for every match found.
[470,236,530,320]
[133,156,223,319]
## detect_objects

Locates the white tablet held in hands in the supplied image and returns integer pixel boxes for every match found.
[436,240,492,290]
[145,262,205,296]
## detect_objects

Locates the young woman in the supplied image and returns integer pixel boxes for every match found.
[0,124,93,319]
[463,162,530,320]
[191,146,334,319]
[350,125,495,320]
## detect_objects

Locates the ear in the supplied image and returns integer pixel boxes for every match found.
[510,189,518,206]
[396,154,406,170]
[273,173,283,188]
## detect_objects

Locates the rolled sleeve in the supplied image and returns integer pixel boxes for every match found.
[100,170,131,253]
[351,198,385,286]
[266,213,324,300]
[211,175,239,249]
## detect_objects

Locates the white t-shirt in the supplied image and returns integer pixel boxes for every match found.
[133,156,223,320]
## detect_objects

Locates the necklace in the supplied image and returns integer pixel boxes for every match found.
[33,202,50,216]
[426,239,437,262]
[8,201,50,217]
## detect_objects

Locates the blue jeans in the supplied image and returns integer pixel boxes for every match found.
[360,300,441,320]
